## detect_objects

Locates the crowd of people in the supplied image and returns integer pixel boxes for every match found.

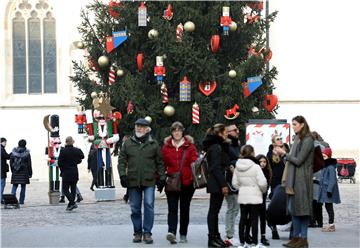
[0,115,342,248]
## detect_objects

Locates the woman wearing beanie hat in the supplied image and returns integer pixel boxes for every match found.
[318,147,341,232]
[162,121,198,244]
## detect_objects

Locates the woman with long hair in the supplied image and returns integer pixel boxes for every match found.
[202,123,230,247]
[275,115,314,248]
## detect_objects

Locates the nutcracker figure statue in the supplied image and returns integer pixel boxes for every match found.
[43,115,62,201]
[85,93,120,188]
[75,106,87,134]
[154,56,166,85]
[220,6,232,35]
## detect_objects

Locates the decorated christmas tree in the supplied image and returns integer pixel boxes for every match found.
[70,0,278,146]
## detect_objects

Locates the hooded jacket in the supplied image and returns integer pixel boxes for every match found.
[232,157,267,204]
[10,147,32,184]
[202,134,230,194]
[318,158,341,204]
[162,135,198,187]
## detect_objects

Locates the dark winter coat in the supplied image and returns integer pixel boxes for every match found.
[10,147,32,184]
[1,144,11,178]
[118,134,166,188]
[202,135,230,194]
[267,143,289,191]
[162,135,198,187]
[58,145,84,182]
[318,158,341,204]
[225,136,240,194]
[266,185,292,225]
[286,134,314,216]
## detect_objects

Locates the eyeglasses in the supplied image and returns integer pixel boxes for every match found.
[54,142,61,144]
[276,138,282,141]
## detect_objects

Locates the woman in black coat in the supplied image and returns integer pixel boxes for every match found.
[58,136,84,211]
[203,123,230,247]
[87,144,98,191]
[10,139,32,204]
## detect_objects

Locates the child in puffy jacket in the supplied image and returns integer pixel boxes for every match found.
[232,145,267,248]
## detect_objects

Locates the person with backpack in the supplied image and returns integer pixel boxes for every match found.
[162,121,198,244]
[1,137,11,204]
[10,139,32,205]
[202,123,230,247]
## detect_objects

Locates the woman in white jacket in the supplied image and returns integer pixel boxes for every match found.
[232,145,268,247]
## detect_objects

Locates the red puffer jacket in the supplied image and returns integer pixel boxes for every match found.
[162,135,198,186]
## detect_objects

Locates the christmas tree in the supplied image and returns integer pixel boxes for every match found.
[70,0,278,146]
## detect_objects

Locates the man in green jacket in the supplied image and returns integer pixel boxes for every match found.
[118,118,166,244]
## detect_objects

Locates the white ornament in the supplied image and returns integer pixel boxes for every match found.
[184,21,195,32]
[148,29,159,39]
[230,21,237,32]
[229,70,237,78]
[144,116,152,123]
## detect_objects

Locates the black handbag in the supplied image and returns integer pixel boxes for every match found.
[191,152,208,189]
[165,148,188,192]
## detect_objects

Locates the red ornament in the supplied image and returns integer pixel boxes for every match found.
[176,23,184,42]
[263,94,278,112]
[192,102,200,124]
[161,83,169,104]
[224,104,240,120]
[211,35,220,53]
[108,0,122,19]
[112,111,122,121]
[247,0,264,11]
[127,100,134,114]
[163,4,173,20]
[88,58,99,71]
[199,81,217,96]
[108,64,116,85]
[136,53,144,72]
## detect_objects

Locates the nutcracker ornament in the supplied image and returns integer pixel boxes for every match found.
[154,56,166,85]
[75,106,87,134]
[43,114,62,203]
[86,93,120,189]
[220,6,232,35]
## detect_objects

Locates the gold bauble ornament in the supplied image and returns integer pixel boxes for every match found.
[144,116,152,123]
[252,106,259,114]
[98,56,109,68]
[91,92,98,99]
[116,69,124,77]
[148,29,159,39]
[229,21,237,32]
[228,70,237,78]
[76,41,85,49]
[184,21,195,32]
[163,105,175,116]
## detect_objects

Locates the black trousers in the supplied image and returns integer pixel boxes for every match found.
[259,194,267,235]
[62,181,77,206]
[207,193,224,235]
[312,200,323,226]
[325,203,334,224]
[239,204,261,244]
[166,184,195,236]
[90,169,98,189]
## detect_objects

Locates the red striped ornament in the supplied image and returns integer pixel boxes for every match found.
[108,65,116,85]
[192,102,200,124]
[161,83,169,104]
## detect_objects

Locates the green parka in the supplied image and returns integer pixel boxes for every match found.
[118,135,165,187]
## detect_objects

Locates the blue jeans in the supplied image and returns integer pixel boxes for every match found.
[1,178,6,201]
[11,184,26,204]
[288,196,309,238]
[128,186,155,235]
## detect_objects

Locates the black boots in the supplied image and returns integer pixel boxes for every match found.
[76,194,83,203]
[59,196,65,203]
[261,235,270,246]
[208,234,227,247]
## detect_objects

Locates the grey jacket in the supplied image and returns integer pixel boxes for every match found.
[286,134,314,216]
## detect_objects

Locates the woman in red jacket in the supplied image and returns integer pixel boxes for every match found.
[162,121,198,244]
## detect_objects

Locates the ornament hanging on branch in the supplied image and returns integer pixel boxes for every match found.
[144,116,152,124]
[179,76,191,102]
[163,4,173,21]
[210,35,220,53]
[116,68,124,77]
[192,102,200,125]
[88,58,99,71]
[148,29,159,39]
[106,30,128,53]
[263,94,278,112]
[98,55,109,68]
[138,2,147,27]
[243,76,263,97]
[75,41,85,49]
[220,6,232,35]
[89,71,101,85]
[228,70,237,78]
[108,64,116,85]
[108,0,122,19]
[161,83,169,104]
[176,23,184,42]
[224,104,240,120]
[199,81,217,96]
[136,53,144,72]
[164,105,175,117]
[229,21,237,32]
[184,21,195,32]
[247,0,264,11]
[154,56,166,85]
[127,100,134,114]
